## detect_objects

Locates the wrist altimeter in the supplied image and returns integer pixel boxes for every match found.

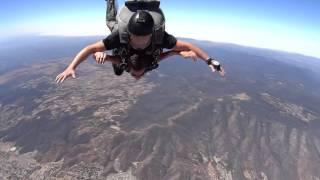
[207,58,222,71]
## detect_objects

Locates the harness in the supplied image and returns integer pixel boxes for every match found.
[113,38,163,73]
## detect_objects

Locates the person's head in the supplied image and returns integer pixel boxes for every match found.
[128,10,154,50]
[127,55,153,79]
[130,68,145,80]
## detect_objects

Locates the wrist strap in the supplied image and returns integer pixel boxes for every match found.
[207,58,222,71]
[207,58,214,65]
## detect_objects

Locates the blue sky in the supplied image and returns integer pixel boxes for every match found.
[0,0,319,58]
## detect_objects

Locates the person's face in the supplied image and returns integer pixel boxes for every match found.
[130,68,145,80]
[129,34,152,50]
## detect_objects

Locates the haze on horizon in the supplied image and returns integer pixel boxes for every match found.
[1,0,319,58]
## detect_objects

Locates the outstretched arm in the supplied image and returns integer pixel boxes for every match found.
[158,50,179,61]
[171,40,225,76]
[171,40,209,62]
[67,41,106,70]
[55,41,106,83]
[158,50,198,62]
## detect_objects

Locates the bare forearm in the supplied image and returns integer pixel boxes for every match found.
[187,44,209,61]
[173,40,210,62]
[158,50,179,62]
[67,47,92,70]
[67,41,105,70]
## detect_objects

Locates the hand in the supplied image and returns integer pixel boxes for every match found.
[55,68,76,83]
[209,65,225,77]
[179,50,198,61]
[93,52,108,64]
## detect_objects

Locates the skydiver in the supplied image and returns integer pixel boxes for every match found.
[55,1,225,83]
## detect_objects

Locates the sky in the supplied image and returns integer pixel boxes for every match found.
[0,0,319,58]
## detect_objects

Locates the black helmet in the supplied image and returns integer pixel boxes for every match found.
[128,10,154,36]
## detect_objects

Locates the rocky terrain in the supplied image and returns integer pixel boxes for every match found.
[0,38,320,180]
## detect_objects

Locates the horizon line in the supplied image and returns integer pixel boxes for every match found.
[1,34,319,60]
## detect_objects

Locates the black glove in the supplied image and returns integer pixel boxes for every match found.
[207,58,222,72]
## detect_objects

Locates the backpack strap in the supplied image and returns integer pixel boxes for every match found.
[113,44,132,72]
[144,38,162,71]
